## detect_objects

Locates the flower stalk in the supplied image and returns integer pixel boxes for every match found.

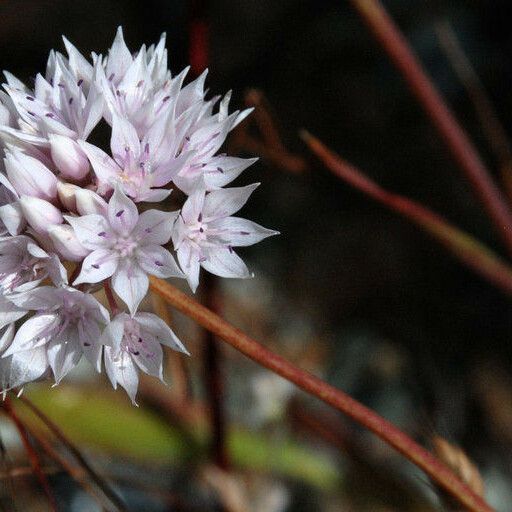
[149,276,495,512]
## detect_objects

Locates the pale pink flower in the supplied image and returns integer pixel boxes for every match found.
[101,311,188,403]
[67,186,182,314]
[172,184,278,292]
[6,286,109,383]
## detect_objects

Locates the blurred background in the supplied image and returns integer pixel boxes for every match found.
[1,0,512,510]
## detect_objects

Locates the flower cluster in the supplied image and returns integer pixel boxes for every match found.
[0,28,277,402]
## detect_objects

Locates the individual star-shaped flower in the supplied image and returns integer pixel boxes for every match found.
[0,235,67,294]
[5,286,110,383]
[78,113,189,202]
[94,27,173,136]
[172,184,278,292]
[101,311,188,403]
[66,185,183,314]
[1,48,103,146]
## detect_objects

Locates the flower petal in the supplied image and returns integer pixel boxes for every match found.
[203,183,259,220]
[107,185,139,236]
[136,312,188,354]
[64,214,113,250]
[111,260,148,315]
[74,249,118,285]
[4,314,58,356]
[137,245,183,279]
[111,114,141,163]
[211,217,279,246]
[7,346,49,389]
[133,209,177,245]
[104,347,139,404]
[201,247,251,279]
[47,327,82,383]
[78,140,119,189]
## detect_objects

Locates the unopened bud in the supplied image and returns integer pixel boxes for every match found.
[47,224,89,261]
[19,196,63,235]
[57,181,80,212]
[4,149,58,201]
[49,134,90,181]
[75,188,108,215]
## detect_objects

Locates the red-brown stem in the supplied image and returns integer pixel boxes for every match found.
[433,19,512,202]
[18,396,128,512]
[3,398,58,512]
[350,0,512,256]
[19,420,115,511]
[149,276,494,512]
[103,280,119,315]
[302,130,512,297]
[202,273,230,470]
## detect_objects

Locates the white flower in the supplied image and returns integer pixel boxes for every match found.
[172,184,278,292]
[101,311,188,403]
[5,286,109,383]
[0,26,277,400]
[0,235,66,293]
[1,49,103,145]
[67,185,183,314]
[78,113,189,201]
[95,27,171,135]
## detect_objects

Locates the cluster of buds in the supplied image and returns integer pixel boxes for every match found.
[0,28,277,402]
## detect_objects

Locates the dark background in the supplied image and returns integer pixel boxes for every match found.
[2,1,512,510]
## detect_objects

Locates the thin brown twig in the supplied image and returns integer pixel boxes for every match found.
[20,420,115,512]
[149,276,494,512]
[301,130,512,297]
[433,19,512,201]
[17,395,128,512]
[229,89,307,174]
[202,273,230,470]
[3,398,58,512]
[350,0,512,257]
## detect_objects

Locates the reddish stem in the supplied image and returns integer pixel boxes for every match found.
[3,398,58,512]
[202,273,230,470]
[149,276,494,512]
[301,130,512,296]
[18,396,127,512]
[350,0,512,256]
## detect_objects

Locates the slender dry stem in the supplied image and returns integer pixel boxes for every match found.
[149,276,494,512]
[301,130,512,296]
[350,0,512,256]
[3,398,58,512]
[17,395,128,512]
[434,19,512,201]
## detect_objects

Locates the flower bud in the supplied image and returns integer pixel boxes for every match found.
[47,224,89,261]
[19,196,63,235]
[57,181,80,212]
[4,149,58,201]
[75,188,108,215]
[49,134,90,181]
